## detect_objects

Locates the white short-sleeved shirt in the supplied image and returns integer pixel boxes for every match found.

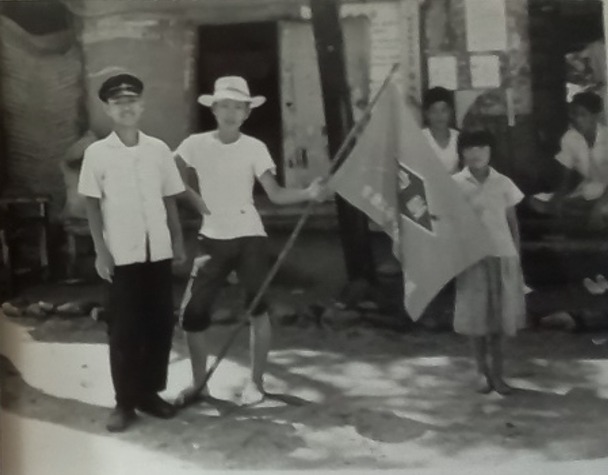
[78,131,185,266]
[175,132,276,239]
[555,125,608,200]
[453,167,524,257]
[422,128,460,175]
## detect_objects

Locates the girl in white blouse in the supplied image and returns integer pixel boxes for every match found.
[422,87,460,175]
[453,130,526,395]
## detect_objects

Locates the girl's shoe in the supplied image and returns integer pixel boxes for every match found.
[240,381,266,406]
[474,373,493,394]
[492,378,514,396]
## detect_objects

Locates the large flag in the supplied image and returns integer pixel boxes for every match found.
[330,81,495,320]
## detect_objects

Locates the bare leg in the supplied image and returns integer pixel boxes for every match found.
[489,334,513,395]
[472,336,492,394]
[175,331,210,406]
[241,312,272,404]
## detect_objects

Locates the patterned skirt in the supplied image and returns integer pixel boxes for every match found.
[454,256,526,337]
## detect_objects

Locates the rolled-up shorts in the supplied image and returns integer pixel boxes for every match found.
[181,235,270,332]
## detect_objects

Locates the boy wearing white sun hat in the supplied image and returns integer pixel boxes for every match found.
[174,76,329,406]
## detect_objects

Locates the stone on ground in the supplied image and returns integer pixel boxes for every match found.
[321,306,363,330]
[540,312,578,331]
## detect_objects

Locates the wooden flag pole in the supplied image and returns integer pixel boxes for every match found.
[179,63,401,402]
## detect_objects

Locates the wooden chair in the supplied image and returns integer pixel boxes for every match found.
[59,132,97,281]
[0,194,51,297]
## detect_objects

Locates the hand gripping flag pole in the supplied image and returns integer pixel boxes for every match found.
[179,63,401,399]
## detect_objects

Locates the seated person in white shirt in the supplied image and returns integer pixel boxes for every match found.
[531,92,608,228]
[421,87,460,175]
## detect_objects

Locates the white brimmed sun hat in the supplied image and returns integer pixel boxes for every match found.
[198,76,266,108]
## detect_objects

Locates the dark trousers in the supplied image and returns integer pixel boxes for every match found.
[106,259,174,409]
[182,236,269,333]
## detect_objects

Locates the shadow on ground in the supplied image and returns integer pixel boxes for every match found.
[3,316,608,470]
[4,230,608,469]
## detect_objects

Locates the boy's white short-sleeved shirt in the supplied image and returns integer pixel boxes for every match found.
[422,128,460,175]
[175,131,276,239]
[78,131,185,266]
[453,167,524,257]
[555,125,608,200]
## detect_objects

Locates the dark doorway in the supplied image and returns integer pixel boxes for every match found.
[197,22,283,185]
[529,0,604,165]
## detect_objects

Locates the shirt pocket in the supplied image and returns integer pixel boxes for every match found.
[103,161,134,197]
[137,155,165,196]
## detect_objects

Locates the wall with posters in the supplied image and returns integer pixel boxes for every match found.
[421,0,539,192]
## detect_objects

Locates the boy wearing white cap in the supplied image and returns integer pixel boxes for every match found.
[175,76,327,405]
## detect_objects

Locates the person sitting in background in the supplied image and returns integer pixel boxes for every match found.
[421,86,460,175]
[579,39,606,124]
[531,92,608,228]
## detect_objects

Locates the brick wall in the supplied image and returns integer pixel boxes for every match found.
[77,14,197,150]
[0,15,84,218]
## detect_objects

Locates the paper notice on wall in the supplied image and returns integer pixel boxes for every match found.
[470,55,502,89]
[464,0,508,52]
[428,56,458,90]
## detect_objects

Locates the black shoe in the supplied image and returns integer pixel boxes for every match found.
[106,407,137,433]
[136,394,177,419]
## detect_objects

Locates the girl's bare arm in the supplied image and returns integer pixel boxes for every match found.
[506,206,521,254]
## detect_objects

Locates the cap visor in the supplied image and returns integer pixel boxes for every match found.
[108,91,140,100]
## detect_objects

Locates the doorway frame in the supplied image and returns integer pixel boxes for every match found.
[603,0,608,103]
[193,21,285,184]
[186,0,422,188]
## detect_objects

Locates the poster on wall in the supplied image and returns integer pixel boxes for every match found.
[470,55,502,89]
[464,0,508,52]
[427,56,458,90]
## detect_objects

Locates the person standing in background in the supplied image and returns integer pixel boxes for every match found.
[422,86,460,175]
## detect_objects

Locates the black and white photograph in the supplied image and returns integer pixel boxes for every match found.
[1,0,608,473]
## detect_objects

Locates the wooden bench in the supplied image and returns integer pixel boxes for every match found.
[0,194,51,297]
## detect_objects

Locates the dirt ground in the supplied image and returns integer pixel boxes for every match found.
[2,231,608,472]
[2,311,608,472]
